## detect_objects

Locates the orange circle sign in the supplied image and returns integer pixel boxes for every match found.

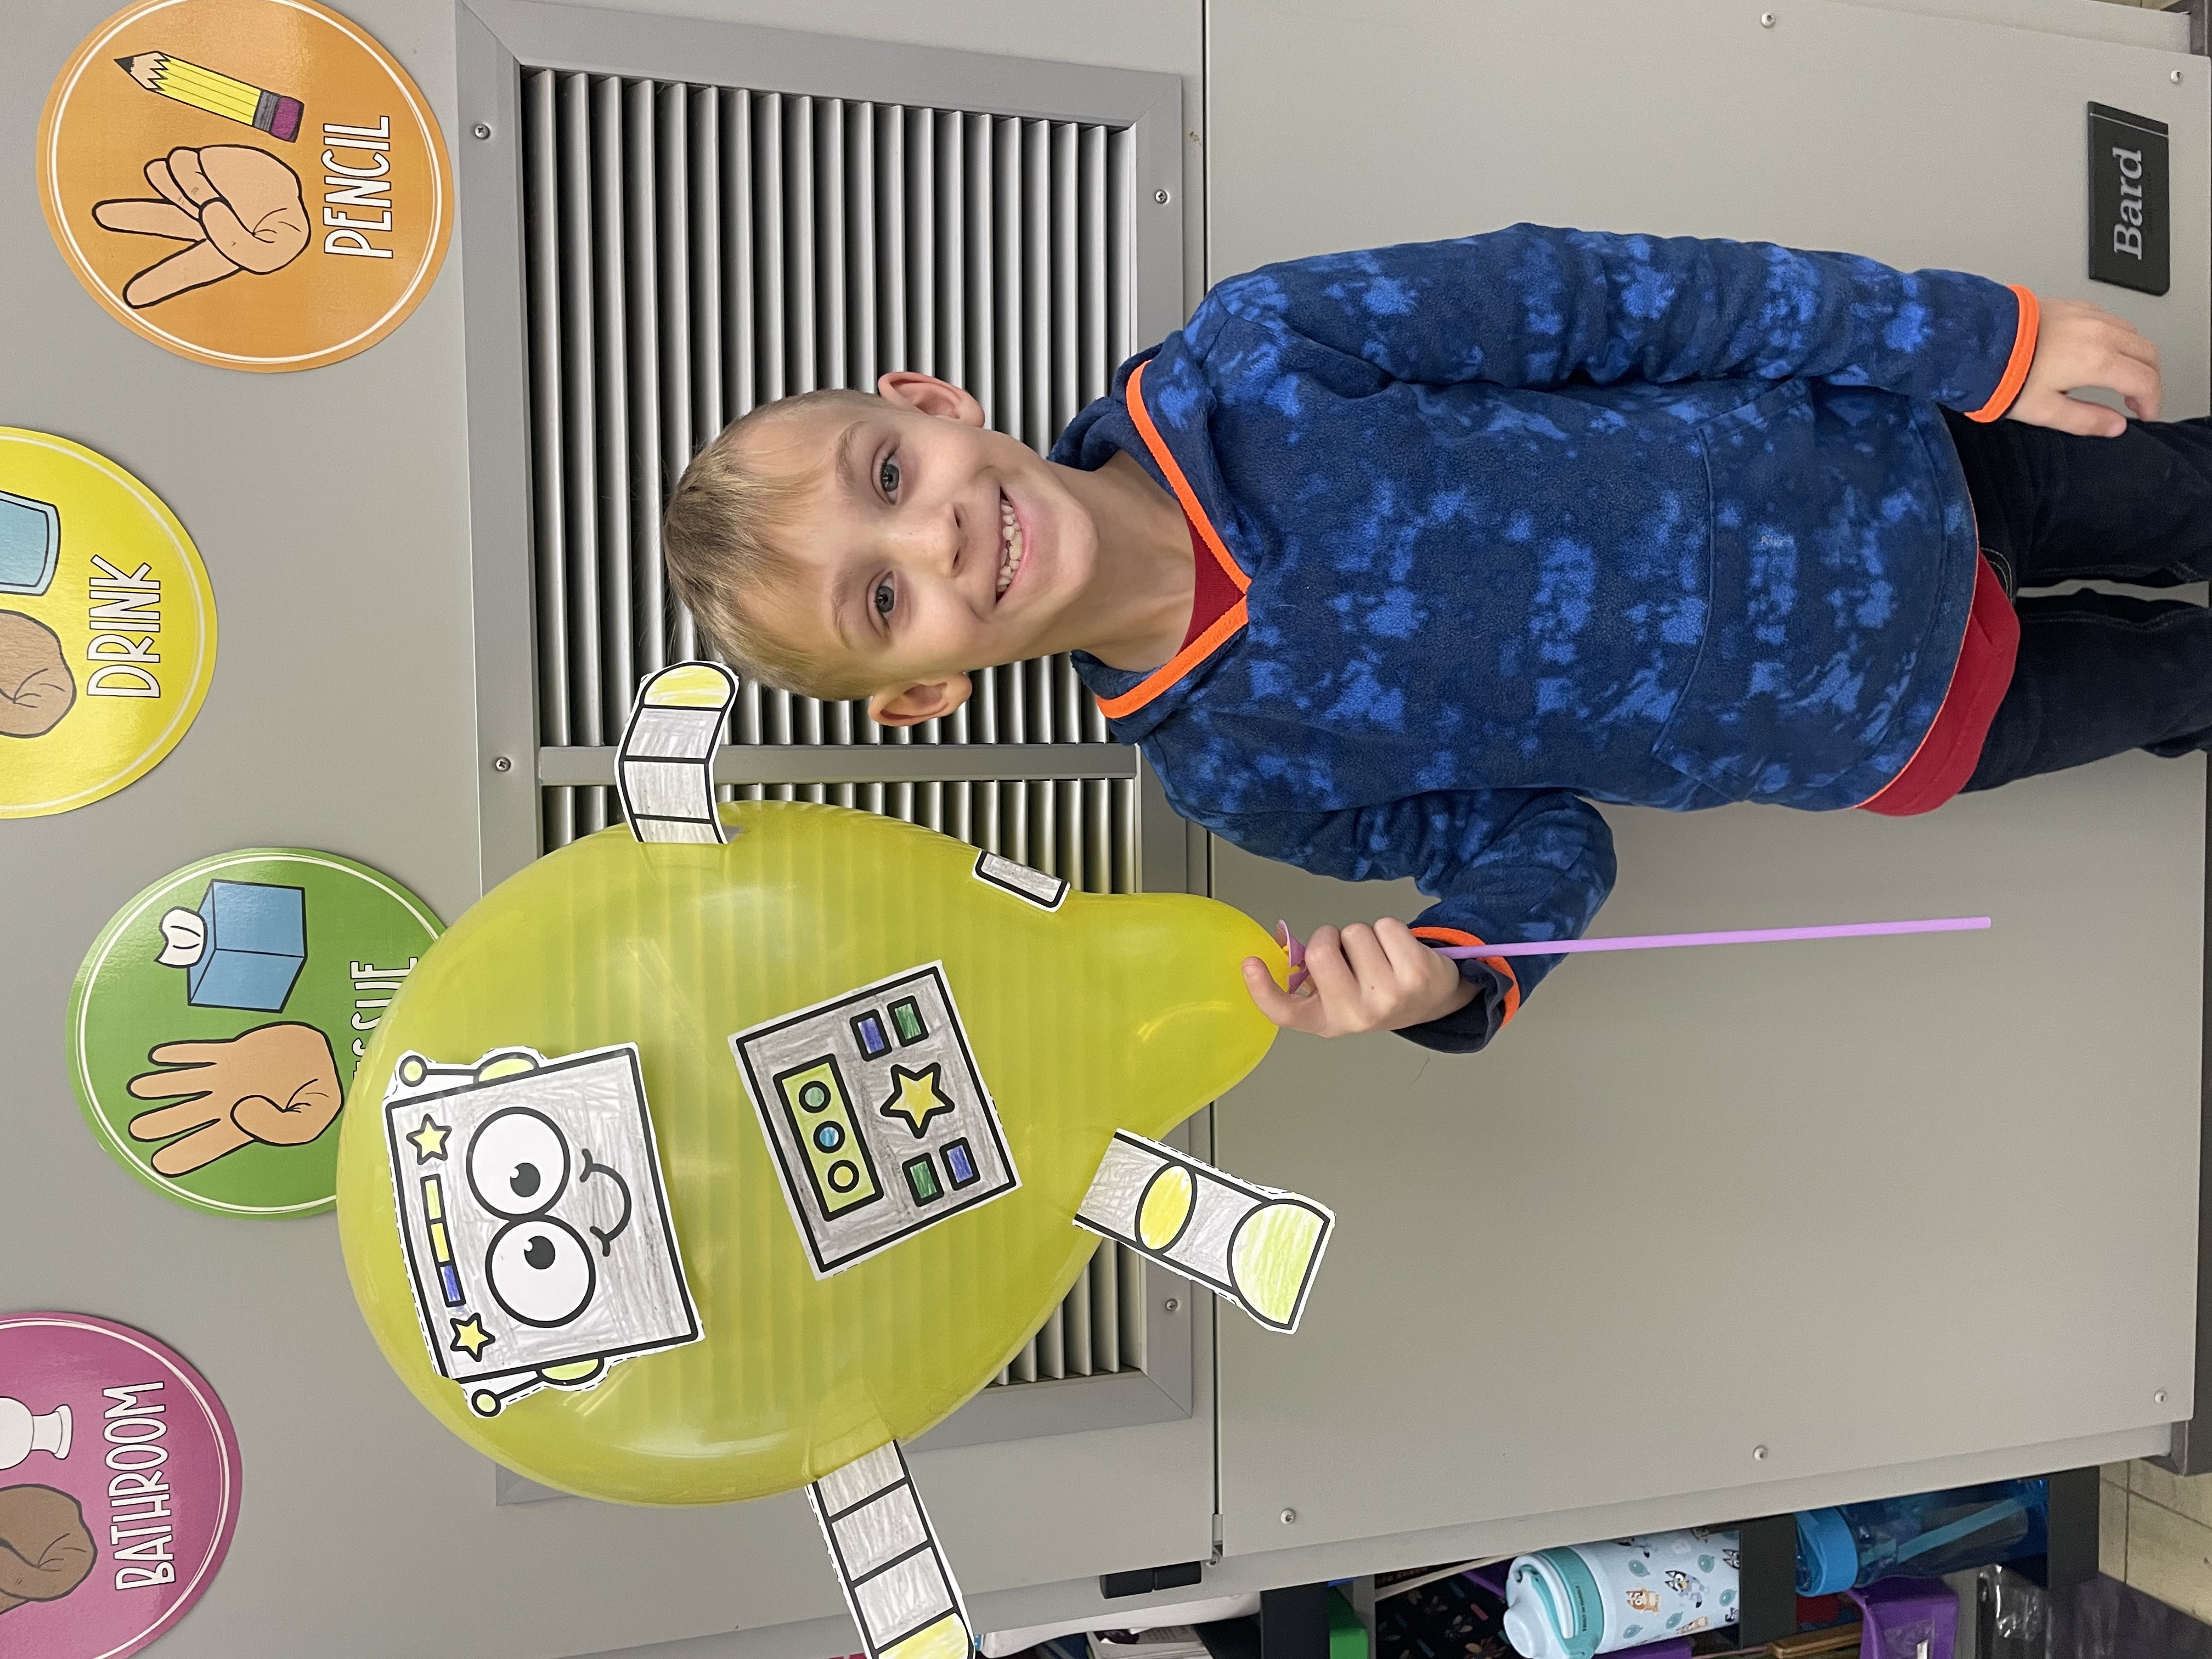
[40,0,453,373]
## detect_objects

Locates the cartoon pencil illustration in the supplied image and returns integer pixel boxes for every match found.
[115,52,303,143]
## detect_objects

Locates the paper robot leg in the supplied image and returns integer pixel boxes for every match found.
[809,1441,973,1659]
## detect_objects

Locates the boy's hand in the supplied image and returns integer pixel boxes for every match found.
[1242,918,1475,1037]
[2008,298,2161,437]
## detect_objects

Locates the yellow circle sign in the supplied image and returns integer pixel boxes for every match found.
[40,0,453,373]
[0,428,216,817]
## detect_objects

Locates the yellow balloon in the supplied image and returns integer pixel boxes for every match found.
[336,801,1280,1504]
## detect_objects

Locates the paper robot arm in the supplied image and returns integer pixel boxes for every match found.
[618,662,740,845]
[1076,1130,1334,1334]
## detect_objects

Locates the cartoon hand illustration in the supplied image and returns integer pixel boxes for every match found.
[91,145,309,308]
[127,1021,342,1175]
[0,612,74,740]
[0,1485,96,1616]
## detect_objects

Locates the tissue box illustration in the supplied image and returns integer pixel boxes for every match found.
[157,880,308,1011]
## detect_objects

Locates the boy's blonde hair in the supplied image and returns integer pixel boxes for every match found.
[662,387,879,702]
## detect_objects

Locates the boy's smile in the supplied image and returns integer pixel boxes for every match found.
[995,490,1026,600]
[748,370,1197,725]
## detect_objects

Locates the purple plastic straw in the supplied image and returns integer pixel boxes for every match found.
[1429,916,1989,960]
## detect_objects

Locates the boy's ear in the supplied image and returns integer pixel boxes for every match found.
[868,672,974,727]
[877,370,986,427]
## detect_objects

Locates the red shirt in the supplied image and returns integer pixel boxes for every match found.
[1857,555,2019,816]
[1179,517,1244,649]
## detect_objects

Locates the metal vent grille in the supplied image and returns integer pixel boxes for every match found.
[520,69,1145,1386]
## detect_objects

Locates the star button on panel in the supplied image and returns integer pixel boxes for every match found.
[877,1062,956,1137]
[448,1314,494,1361]
[408,1115,452,1163]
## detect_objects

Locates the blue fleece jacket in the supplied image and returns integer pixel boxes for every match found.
[1050,225,2035,1052]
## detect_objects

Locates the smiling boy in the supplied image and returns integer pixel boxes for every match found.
[663,224,2191,1053]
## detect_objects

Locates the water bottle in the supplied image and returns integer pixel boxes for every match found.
[1502,1530,1740,1657]
[1795,1479,2047,1595]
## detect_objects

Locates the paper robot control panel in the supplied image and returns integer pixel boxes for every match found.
[732,963,1018,1276]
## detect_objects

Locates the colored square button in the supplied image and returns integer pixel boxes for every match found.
[851,1010,892,1060]
[942,1138,979,1189]
[902,1154,942,1205]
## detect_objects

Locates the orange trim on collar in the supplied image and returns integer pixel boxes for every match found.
[1097,599,1248,720]
[1092,358,1252,722]
[1967,285,2040,424]
[1410,926,1522,1030]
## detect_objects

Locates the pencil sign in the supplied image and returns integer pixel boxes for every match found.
[39,0,453,371]
[2087,103,2169,296]
[0,428,217,818]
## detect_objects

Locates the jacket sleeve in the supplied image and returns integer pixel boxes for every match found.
[1198,223,2036,420]
[1209,788,1616,1054]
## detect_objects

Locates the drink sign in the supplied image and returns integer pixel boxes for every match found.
[0,1312,242,1659]
[0,428,217,819]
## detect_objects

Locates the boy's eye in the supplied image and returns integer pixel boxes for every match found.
[872,578,895,619]
[878,454,900,499]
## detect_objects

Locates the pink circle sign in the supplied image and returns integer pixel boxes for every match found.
[0,1312,241,1659]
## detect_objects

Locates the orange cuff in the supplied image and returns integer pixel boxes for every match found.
[1966,285,2040,423]
[1410,926,1522,1030]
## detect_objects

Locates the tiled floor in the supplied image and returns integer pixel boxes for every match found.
[2101,1462,2212,1624]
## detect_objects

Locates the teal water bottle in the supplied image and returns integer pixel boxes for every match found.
[1796,1479,2047,1594]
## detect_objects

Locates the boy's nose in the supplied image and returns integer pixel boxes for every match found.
[905,503,968,579]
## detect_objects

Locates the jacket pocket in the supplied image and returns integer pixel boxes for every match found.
[1650,379,1880,802]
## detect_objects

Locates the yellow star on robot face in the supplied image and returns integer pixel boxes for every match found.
[448,1314,494,1361]
[407,1115,452,1164]
[878,1063,955,1137]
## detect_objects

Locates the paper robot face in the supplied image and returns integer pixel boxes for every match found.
[381,1044,700,1417]
[732,963,1018,1277]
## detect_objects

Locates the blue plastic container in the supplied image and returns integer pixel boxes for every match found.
[1796,1479,2047,1595]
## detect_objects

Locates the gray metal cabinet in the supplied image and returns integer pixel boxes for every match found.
[1201,0,2205,1590]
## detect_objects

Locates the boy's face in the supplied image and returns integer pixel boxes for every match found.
[747,374,1108,724]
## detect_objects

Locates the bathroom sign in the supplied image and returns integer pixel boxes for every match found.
[0,1311,241,1659]
[39,0,453,371]
[0,428,216,819]
[2087,102,2169,296]
[71,848,442,1217]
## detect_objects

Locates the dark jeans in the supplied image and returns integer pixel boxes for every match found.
[1944,407,2212,791]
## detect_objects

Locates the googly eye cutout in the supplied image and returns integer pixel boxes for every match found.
[484,1217,597,1328]
[466,1106,572,1219]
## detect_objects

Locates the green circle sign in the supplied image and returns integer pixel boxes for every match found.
[70,848,442,1217]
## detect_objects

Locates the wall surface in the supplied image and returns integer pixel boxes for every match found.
[1,3,1209,1657]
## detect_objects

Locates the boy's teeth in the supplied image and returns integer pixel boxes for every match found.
[997,497,1024,596]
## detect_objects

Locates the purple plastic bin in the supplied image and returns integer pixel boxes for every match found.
[1848,1578,1957,1659]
